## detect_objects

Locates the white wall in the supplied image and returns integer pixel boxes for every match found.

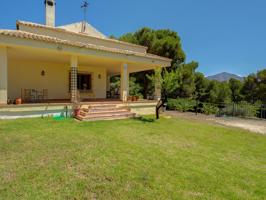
[8,60,107,100]
[0,47,8,104]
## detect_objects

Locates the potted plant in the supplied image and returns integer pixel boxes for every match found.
[132,96,137,101]
[73,104,81,117]
[15,98,22,105]
[129,77,142,102]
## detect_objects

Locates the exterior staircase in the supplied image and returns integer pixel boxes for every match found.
[75,103,136,121]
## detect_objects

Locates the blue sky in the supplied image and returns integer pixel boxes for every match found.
[0,0,265,76]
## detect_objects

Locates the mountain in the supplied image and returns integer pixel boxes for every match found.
[207,72,244,82]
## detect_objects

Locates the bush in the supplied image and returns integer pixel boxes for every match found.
[167,98,196,112]
[129,77,143,97]
[167,99,177,110]
[202,103,219,115]
[221,102,259,118]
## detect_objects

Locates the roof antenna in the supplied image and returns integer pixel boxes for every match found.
[81,0,89,33]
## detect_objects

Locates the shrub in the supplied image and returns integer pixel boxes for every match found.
[129,77,142,97]
[167,99,177,110]
[167,98,196,112]
[202,103,219,115]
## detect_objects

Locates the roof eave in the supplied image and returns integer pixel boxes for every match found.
[0,31,171,66]
[16,20,149,51]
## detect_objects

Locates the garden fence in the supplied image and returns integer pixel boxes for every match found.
[196,102,266,119]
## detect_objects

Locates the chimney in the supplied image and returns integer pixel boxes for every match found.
[45,0,56,27]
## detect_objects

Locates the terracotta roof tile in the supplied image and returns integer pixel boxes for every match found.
[0,30,172,62]
[17,21,148,50]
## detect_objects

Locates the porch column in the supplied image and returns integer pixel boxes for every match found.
[106,75,111,91]
[120,63,129,102]
[0,47,8,104]
[70,56,78,103]
[154,67,162,101]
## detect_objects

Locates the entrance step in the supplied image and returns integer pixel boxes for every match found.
[79,109,130,117]
[76,112,136,121]
[82,104,117,108]
[76,103,136,121]
[81,106,129,112]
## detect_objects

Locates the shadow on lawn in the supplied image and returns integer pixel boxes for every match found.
[134,116,155,123]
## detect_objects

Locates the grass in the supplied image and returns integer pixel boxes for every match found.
[0,116,265,200]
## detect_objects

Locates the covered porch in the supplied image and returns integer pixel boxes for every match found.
[0,46,165,105]
[0,32,171,105]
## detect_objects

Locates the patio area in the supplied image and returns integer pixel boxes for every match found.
[1,33,169,106]
[0,98,158,119]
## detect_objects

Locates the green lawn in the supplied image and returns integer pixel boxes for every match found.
[0,116,265,200]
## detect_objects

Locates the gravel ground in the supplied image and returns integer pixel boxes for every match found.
[165,111,266,135]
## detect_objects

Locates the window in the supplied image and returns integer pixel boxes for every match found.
[77,73,92,91]
[69,72,92,92]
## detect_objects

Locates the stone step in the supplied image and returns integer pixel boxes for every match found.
[81,107,129,113]
[76,103,135,121]
[81,111,135,119]
[76,115,133,122]
[76,112,136,121]
[79,109,130,117]
[81,104,118,109]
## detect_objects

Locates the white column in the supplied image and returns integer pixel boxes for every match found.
[154,67,162,101]
[106,75,111,91]
[0,47,8,104]
[70,56,78,103]
[120,63,129,102]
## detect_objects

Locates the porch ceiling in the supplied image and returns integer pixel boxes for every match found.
[7,46,163,75]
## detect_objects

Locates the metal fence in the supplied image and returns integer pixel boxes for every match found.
[197,102,266,119]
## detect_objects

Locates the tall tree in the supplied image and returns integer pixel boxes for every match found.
[194,72,208,102]
[120,27,186,66]
[216,82,232,104]
[174,61,198,98]
[205,80,231,104]
[147,68,180,99]
[241,74,259,103]
[257,69,266,103]
[241,69,266,104]
[119,27,187,98]
[229,78,243,103]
